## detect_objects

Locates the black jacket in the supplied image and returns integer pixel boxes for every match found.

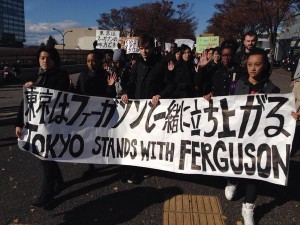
[165,60,196,98]
[75,69,116,97]
[123,54,165,99]
[235,75,280,95]
[197,60,221,96]
[15,68,70,128]
[206,63,243,96]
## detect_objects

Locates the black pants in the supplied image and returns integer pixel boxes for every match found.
[40,160,63,195]
[228,177,257,203]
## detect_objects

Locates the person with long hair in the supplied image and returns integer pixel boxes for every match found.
[160,44,196,99]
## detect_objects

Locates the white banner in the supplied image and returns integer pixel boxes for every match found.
[96,30,120,49]
[18,87,296,186]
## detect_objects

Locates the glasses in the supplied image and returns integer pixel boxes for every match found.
[221,54,232,59]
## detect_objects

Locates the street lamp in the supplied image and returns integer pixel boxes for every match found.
[52,28,73,50]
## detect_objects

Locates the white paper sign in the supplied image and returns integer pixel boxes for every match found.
[96,30,120,49]
[175,39,195,49]
[125,39,139,54]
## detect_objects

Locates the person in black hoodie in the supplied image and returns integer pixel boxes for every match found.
[15,45,70,207]
[75,50,116,177]
[225,48,279,225]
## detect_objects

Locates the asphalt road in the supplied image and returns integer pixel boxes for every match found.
[0,68,300,225]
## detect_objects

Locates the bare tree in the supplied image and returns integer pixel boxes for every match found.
[96,0,198,42]
[207,0,300,60]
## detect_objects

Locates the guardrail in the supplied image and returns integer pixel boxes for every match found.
[0,64,85,84]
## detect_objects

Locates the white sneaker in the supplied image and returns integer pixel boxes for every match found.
[242,203,255,225]
[225,181,238,200]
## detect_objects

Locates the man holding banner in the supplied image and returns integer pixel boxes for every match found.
[121,33,168,184]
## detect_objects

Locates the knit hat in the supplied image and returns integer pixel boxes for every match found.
[113,49,122,61]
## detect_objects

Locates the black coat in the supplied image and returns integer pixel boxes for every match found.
[75,69,116,97]
[165,60,196,98]
[207,63,242,96]
[15,68,70,128]
[235,75,280,95]
[123,54,165,99]
[197,60,221,96]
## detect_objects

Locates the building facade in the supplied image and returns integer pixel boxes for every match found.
[276,13,300,61]
[55,27,96,50]
[0,0,25,47]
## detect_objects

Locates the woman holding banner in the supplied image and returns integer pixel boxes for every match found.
[225,48,279,225]
[75,50,116,177]
[159,44,197,99]
[204,48,281,225]
[15,45,70,207]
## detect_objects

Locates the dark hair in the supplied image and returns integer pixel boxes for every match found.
[221,39,239,55]
[246,48,271,77]
[179,44,192,62]
[171,43,178,49]
[174,47,180,54]
[87,50,104,61]
[138,33,155,49]
[180,44,191,54]
[36,45,61,67]
[243,30,258,41]
[213,47,221,55]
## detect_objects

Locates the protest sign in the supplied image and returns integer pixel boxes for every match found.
[174,39,195,50]
[96,30,120,49]
[196,36,219,53]
[124,38,139,54]
[165,43,172,52]
[18,87,296,185]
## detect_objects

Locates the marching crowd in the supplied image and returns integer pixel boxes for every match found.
[14,31,299,225]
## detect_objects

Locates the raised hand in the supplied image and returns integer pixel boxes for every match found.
[168,61,175,71]
[198,51,211,68]
[107,73,117,86]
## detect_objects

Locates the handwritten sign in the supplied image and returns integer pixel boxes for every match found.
[96,30,120,49]
[18,87,296,186]
[196,36,219,53]
[124,38,139,54]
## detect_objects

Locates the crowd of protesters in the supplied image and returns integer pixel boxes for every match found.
[14,31,300,225]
